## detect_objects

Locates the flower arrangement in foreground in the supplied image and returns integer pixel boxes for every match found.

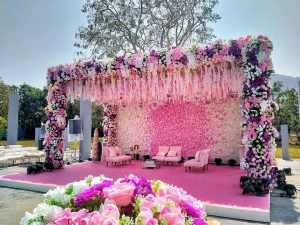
[21,175,219,225]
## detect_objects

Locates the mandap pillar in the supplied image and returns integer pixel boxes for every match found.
[80,99,92,160]
[7,93,19,145]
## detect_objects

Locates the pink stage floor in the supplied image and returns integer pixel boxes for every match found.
[0,161,269,212]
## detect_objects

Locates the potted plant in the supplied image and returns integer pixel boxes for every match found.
[228,159,237,167]
[214,158,222,166]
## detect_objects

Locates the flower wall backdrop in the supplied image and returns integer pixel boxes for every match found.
[44,35,277,183]
[116,100,242,161]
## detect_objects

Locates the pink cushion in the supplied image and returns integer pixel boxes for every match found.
[184,159,205,167]
[165,156,181,162]
[167,149,177,157]
[108,146,122,157]
[169,146,182,156]
[195,151,201,161]
[157,146,169,156]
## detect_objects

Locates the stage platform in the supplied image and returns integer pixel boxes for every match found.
[0,161,270,222]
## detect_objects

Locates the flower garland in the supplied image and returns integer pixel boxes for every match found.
[21,175,219,225]
[102,104,117,146]
[240,36,279,181]
[44,35,277,183]
[44,84,67,168]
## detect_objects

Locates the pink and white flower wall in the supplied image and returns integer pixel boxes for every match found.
[116,100,243,161]
[45,35,278,182]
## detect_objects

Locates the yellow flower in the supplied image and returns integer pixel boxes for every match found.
[207,219,220,225]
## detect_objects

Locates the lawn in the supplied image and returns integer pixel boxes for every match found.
[275,144,300,159]
[0,139,35,147]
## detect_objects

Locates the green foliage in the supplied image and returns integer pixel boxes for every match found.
[119,215,134,225]
[0,77,17,119]
[65,184,74,195]
[18,84,47,138]
[27,216,45,225]
[44,196,65,208]
[272,81,300,134]
[0,116,7,138]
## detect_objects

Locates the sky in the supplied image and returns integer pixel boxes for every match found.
[0,0,300,88]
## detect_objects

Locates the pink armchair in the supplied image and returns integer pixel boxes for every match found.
[184,149,210,172]
[104,146,132,166]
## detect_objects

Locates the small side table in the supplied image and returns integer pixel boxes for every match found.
[142,159,160,169]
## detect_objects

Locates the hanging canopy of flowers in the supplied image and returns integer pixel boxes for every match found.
[44,35,278,183]
[21,175,219,225]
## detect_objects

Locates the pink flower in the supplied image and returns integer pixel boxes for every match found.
[138,208,158,225]
[103,183,135,207]
[161,211,185,225]
[103,217,119,225]
[171,47,182,61]
[140,195,155,209]
[101,204,120,220]
[89,212,104,225]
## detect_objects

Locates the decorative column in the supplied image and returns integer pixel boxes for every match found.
[102,104,117,146]
[7,93,19,145]
[80,99,92,160]
[281,125,289,160]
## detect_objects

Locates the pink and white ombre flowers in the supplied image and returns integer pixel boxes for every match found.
[21,175,219,225]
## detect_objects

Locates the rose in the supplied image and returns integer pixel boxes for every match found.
[103,183,135,207]
[101,203,120,220]
[33,203,62,222]
[138,207,158,225]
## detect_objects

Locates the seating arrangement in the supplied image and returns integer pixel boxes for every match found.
[0,146,44,168]
[104,146,132,166]
[184,149,210,172]
[152,146,182,165]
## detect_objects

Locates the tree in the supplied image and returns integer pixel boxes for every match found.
[18,84,48,139]
[0,116,7,138]
[0,77,18,120]
[272,81,300,134]
[75,0,220,58]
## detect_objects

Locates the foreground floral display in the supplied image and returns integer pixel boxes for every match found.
[21,175,219,225]
[44,35,277,184]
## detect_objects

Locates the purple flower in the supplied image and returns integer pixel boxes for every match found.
[181,202,201,218]
[74,180,113,206]
[229,41,241,58]
[193,218,208,225]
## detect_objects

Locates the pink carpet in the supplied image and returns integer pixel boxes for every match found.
[0,161,269,210]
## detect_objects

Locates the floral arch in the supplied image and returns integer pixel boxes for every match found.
[45,35,278,181]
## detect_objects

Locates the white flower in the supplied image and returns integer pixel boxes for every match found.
[44,187,70,206]
[20,212,45,225]
[260,100,269,113]
[70,180,89,194]
[33,203,62,222]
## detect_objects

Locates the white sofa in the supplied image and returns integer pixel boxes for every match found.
[152,146,182,165]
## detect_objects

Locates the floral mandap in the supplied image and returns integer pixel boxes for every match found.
[21,175,219,225]
[44,35,278,183]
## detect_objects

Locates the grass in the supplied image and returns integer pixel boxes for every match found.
[0,139,35,147]
[276,144,300,159]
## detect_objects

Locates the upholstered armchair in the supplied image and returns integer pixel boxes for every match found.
[184,149,210,171]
